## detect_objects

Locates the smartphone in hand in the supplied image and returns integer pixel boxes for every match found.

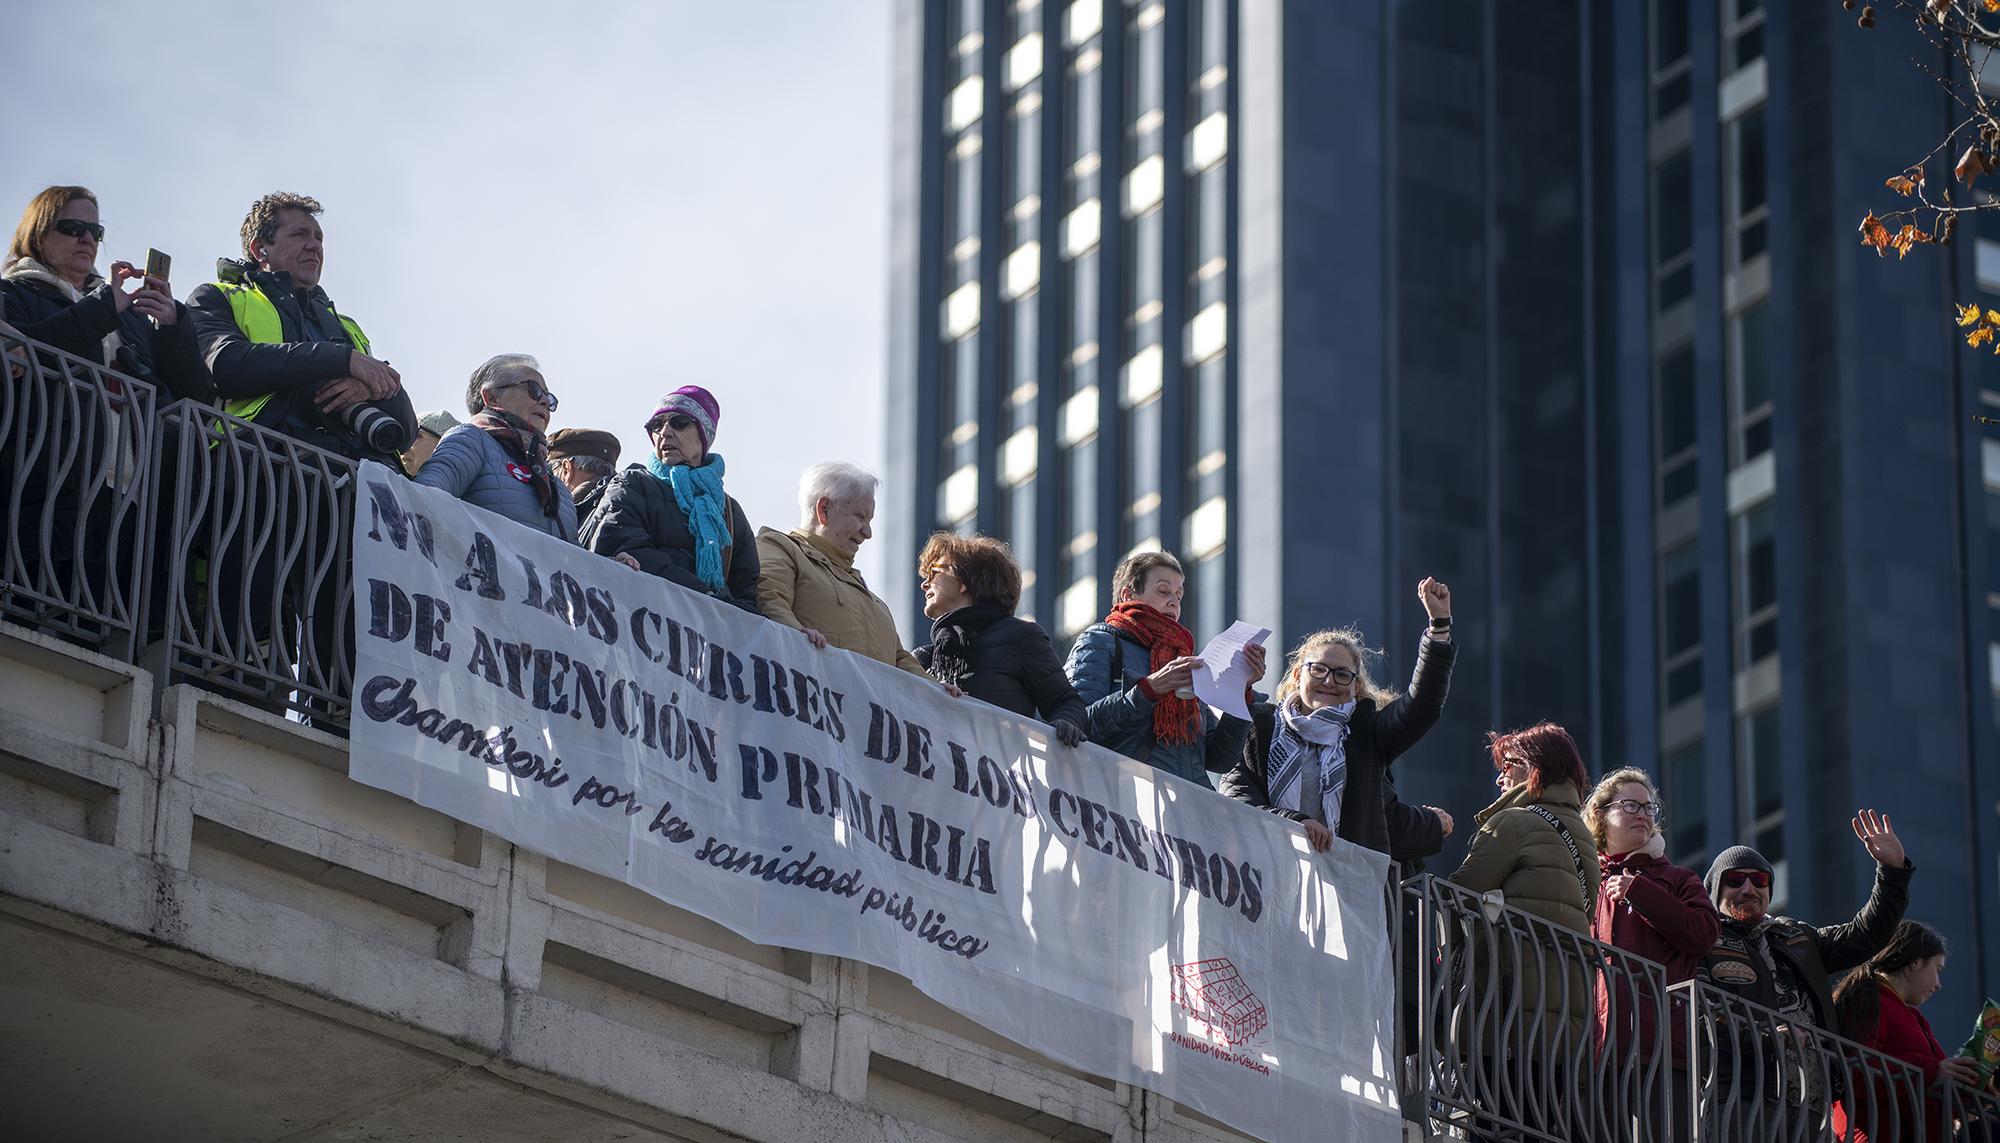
[144,248,171,284]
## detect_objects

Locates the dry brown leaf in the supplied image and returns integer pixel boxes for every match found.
[1860,212,1893,255]
[1958,146,1991,186]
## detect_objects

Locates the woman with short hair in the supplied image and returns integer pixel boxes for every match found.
[415,355,577,541]
[1447,721,1599,1128]
[1221,578,1455,854]
[583,386,760,612]
[1063,550,1266,786]
[914,532,1087,744]
[757,462,927,674]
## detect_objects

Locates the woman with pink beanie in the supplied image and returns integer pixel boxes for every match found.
[581,385,761,613]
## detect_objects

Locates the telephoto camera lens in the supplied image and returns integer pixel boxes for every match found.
[343,404,409,454]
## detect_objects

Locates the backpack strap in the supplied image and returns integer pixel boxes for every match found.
[1525,804,1595,912]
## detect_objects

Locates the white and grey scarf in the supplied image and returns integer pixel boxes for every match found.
[1267,697,1354,829]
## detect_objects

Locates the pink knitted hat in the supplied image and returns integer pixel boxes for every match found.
[646,385,720,451]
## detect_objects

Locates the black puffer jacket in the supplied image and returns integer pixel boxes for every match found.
[186,260,414,462]
[1,269,211,401]
[914,609,1088,726]
[582,463,761,613]
[1222,635,1455,856]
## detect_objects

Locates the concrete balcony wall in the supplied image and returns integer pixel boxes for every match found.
[0,622,1263,1143]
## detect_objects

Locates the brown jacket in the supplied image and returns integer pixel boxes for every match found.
[755,528,925,676]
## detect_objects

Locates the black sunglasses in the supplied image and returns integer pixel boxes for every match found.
[653,413,697,433]
[494,378,558,411]
[52,218,105,242]
[1720,868,1771,890]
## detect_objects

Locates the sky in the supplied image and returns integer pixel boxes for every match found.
[0,0,897,584]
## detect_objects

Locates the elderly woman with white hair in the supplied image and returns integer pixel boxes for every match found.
[414,354,578,542]
[756,462,928,675]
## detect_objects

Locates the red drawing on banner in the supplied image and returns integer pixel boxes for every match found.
[1170,958,1268,1046]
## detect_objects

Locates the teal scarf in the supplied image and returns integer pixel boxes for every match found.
[646,452,730,594]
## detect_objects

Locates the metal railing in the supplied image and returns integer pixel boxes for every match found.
[9,332,1998,1139]
[1404,875,1672,1142]
[1676,979,1934,1142]
[0,327,157,657]
[143,399,359,728]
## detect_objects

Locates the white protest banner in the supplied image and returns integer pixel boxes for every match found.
[347,461,1400,1143]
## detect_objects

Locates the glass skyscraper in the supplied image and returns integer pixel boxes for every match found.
[888,0,1999,1014]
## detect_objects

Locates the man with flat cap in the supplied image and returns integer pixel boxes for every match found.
[548,427,622,521]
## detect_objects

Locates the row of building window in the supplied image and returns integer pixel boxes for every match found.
[932,0,1233,644]
[1650,0,1780,888]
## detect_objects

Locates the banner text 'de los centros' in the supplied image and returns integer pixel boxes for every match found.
[348,462,1400,1143]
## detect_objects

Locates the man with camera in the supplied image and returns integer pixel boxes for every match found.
[185,192,412,723]
[188,191,414,461]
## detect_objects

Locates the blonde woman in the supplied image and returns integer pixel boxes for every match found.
[1221,578,1455,854]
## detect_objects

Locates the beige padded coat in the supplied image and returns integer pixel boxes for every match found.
[754,528,926,676]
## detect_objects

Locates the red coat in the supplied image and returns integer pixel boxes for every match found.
[1591,850,1721,1067]
[1831,980,1947,1143]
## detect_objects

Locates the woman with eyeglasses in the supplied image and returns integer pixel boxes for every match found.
[1221,578,1456,855]
[1,185,209,400]
[583,386,760,612]
[1585,766,1720,1142]
[413,354,578,541]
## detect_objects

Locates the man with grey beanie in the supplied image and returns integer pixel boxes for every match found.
[1695,811,1912,1126]
[1697,809,1912,1033]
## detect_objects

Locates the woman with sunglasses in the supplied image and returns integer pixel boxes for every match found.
[1585,767,1720,1142]
[1446,722,1600,1138]
[414,355,578,541]
[1221,577,1456,855]
[583,386,761,613]
[2,185,208,399]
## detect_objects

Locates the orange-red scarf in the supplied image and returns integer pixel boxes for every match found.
[1104,600,1201,745]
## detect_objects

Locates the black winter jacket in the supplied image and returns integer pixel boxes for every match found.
[1385,766,1446,874]
[581,464,761,613]
[1221,635,1455,856]
[1698,859,1914,1030]
[914,612,1089,727]
[572,476,610,525]
[186,261,414,462]
[1,272,211,401]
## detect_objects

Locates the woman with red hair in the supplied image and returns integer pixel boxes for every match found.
[1448,723,1601,1075]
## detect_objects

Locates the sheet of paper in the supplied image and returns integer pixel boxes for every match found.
[1189,620,1270,720]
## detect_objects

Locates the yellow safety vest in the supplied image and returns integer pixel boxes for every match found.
[211,280,371,423]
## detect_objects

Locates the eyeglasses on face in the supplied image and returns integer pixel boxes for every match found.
[52,218,105,242]
[1720,869,1771,890]
[1301,661,1358,685]
[920,565,957,582]
[496,378,558,411]
[1609,798,1664,821]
